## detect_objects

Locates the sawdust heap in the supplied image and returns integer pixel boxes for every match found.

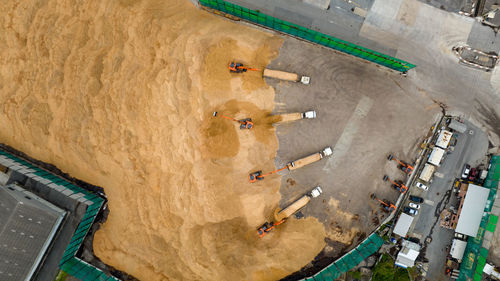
[0,0,326,280]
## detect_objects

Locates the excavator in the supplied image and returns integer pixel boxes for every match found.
[213,111,253,129]
[388,154,414,175]
[383,175,408,194]
[371,194,396,212]
[257,219,286,238]
[228,62,259,73]
[249,167,288,183]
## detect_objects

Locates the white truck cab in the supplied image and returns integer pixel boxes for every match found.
[310,186,323,198]
[303,110,317,119]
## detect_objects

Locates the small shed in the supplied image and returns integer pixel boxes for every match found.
[419,163,436,182]
[435,130,453,149]
[428,147,445,166]
[450,239,467,262]
[394,213,414,237]
[449,119,467,133]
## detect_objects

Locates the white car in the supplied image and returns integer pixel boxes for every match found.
[409,203,420,209]
[416,182,429,191]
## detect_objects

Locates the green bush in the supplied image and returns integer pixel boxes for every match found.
[372,254,411,281]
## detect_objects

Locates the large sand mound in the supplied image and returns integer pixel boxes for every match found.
[0,0,326,280]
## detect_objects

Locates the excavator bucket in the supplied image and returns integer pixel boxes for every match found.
[387,154,394,161]
[213,111,218,117]
[383,175,389,181]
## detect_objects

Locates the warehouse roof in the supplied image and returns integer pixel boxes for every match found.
[0,184,66,281]
[455,184,490,237]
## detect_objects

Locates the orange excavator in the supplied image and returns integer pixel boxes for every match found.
[371,194,396,212]
[383,175,408,194]
[388,154,413,175]
[228,61,260,73]
[257,219,286,238]
[249,166,288,183]
[213,111,253,129]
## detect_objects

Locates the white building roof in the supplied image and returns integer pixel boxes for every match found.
[455,184,490,237]
[395,240,421,268]
[436,130,452,149]
[428,147,445,166]
[394,213,414,237]
[419,163,436,182]
[450,239,467,262]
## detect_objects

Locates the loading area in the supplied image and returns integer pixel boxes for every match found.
[266,38,440,260]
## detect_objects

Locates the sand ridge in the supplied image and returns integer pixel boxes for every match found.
[0,0,326,280]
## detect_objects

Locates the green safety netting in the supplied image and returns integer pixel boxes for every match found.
[310,234,384,280]
[198,0,416,73]
[0,149,117,281]
[458,156,500,281]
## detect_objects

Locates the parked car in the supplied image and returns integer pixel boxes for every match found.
[404,207,419,216]
[409,195,424,203]
[461,164,471,179]
[409,203,420,209]
[416,182,429,191]
[468,168,478,181]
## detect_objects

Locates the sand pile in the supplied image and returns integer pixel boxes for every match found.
[0,0,326,280]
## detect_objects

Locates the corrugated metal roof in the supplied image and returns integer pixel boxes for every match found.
[456,184,490,236]
[436,130,452,149]
[0,185,66,281]
[450,239,467,261]
[394,213,414,237]
[428,147,445,166]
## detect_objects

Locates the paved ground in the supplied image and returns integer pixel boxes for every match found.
[406,120,489,280]
[268,38,440,259]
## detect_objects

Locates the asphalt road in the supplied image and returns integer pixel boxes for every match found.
[408,120,489,280]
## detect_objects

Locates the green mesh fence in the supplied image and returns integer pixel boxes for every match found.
[458,155,500,281]
[198,0,416,73]
[0,149,119,281]
[308,233,384,280]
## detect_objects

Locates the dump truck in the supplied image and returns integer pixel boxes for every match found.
[274,186,322,222]
[275,111,316,123]
[263,68,310,84]
[258,187,322,237]
[287,147,332,171]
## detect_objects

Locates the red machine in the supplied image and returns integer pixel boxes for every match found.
[371,194,396,212]
[228,62,259,73]
[383,175,408,194]
[388,154,414,175]
[213,111,253,129]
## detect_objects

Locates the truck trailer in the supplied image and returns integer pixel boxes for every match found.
[275,187,323,221]
[275,111,316,123]
[263,68,310,84]
[287,147,333,171]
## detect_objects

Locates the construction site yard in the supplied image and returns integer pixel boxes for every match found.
[261,38,441,270]
[3,0,500,281]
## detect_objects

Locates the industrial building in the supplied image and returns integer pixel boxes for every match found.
[0,146,119,281]
[454,184,490,237]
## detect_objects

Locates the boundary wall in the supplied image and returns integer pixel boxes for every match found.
[198,0,416,73]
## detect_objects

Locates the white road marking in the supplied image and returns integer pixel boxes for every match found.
[323,96,373,172]
[424,200,434,206]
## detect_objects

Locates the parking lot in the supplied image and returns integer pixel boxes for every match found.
[402,119,489,280]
